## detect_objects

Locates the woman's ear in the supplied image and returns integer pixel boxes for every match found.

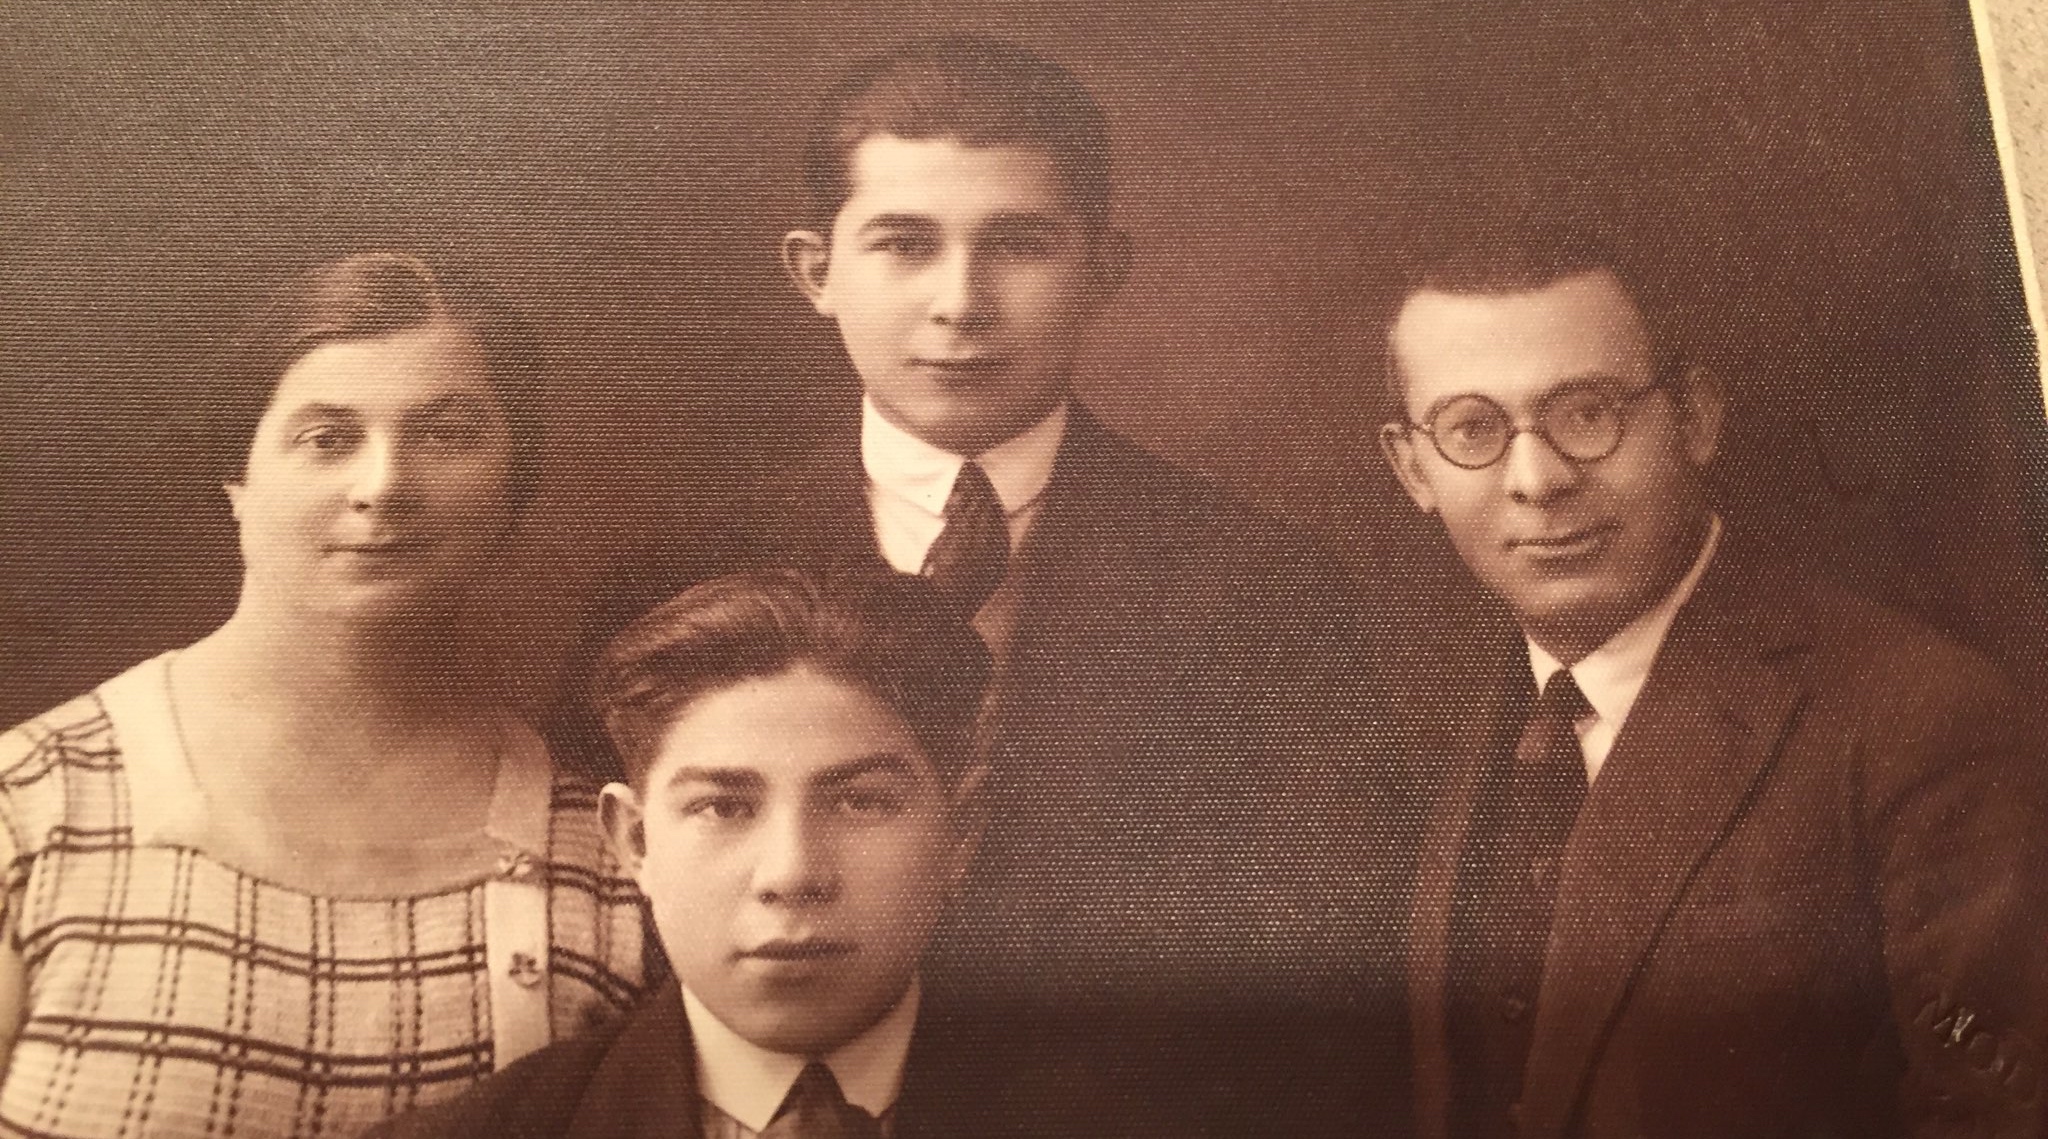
[598,782,648,877]
[781,229,834,315]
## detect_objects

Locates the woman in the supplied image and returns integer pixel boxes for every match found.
[0,253,645,1137]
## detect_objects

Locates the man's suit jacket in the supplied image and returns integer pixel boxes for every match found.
[364,984,1167,1139]
[573,404,1408,1136]
[1406,537,2048,1139]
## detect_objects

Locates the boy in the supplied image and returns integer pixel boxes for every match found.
[376,571,1153,1138]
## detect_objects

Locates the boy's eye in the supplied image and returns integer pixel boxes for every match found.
[417,416,488,449]
[870,234,937,259]
[684,795,756,822]
[989,231,1053,258]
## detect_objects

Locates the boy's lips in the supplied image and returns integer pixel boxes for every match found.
[739,938,856,962]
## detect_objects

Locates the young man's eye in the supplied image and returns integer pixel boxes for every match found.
[418,417,487,449]
[834,789,907,817]
[870,234,936,258]
[990,232,1053,258]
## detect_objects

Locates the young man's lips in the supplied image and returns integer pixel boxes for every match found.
[912,357,1008,371]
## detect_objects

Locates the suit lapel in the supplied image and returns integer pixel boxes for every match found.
[564,986,703,1139]
[1409,638,1522,1139]
[1516,553,1814,1137]
[769,428,891,578]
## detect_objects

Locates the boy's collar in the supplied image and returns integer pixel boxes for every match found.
[681,979,921,1131]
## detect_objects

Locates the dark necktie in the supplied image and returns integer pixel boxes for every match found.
[920,460,1010,615]
[757,1062,882,1139]
[1449,668,1594,1139]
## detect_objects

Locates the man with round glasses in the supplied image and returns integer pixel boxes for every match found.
[1379,224,2048,1139]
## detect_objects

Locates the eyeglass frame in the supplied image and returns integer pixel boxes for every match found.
[1394,364,1686,472]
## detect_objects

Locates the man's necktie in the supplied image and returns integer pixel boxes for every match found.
[1511,669,1592,848]
[757,1062,883,1139]
[920,460,1010,615]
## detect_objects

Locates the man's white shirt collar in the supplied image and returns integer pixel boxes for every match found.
[860,396,1069,520]
[682,980,920,1132]
[1527,514,1724,782]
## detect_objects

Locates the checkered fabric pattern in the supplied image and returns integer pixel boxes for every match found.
[0,692,647,1139]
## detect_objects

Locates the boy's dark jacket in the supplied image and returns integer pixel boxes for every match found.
[363,984,1186,1139]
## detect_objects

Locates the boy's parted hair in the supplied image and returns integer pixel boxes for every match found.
[220,251,547,509]
[592,569,992,790]
[804,36,1113,233]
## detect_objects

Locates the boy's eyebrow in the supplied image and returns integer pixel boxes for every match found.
[279,401,361,424]
[662,767,767,791]
[979,211,1066,232]
[810,754,920,788]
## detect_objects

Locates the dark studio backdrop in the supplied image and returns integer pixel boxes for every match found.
[3,0,2046,724]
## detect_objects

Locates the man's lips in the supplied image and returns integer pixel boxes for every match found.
[911,356,1009,372]
[739,938,856,962]
[327,539,438,555]
[1508,523,1618,553]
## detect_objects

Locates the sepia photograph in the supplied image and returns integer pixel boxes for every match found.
[3,1,2046,1136]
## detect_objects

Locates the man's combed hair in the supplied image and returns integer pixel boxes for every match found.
[592,569,993,790]
[1387,218,1686,403]
[220,251,547,509]
[804,36,1113,232]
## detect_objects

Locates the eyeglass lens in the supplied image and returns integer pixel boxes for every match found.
[1426,385,1632,468]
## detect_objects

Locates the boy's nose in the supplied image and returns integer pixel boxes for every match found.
[928,249,995,331]
[750,811,842,906]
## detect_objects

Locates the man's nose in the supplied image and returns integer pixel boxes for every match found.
[1499,427,1583,503]
[927,247,995,331]
[750,807,842,906]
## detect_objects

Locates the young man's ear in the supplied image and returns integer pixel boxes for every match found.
[1379,422,1440,515]
[223,480,244,520]
[781,229,834,316]
[1673,364,1726,468]
[598,782,648,877]
[1086,229,1134,305]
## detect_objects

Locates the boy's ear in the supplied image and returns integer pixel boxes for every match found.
[781,229,834,315]
[1379,422,1440,515]
[1086,229,1133,305]
[941,765,991,890]
[598,782,648,876]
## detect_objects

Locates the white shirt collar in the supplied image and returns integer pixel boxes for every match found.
[682,979,920,1132]
[1528,514,1724,732]
[860,396,1069,520]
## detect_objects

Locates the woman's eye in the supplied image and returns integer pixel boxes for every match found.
[294,425,357,453]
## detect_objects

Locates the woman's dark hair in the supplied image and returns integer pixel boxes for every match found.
[591,569,992,791]
[219,251,546,509]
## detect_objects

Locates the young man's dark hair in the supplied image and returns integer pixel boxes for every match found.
[802,36,1113,234]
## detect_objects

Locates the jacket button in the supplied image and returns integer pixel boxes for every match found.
[1508,1102,1527,1132]
[1502,994,1531,1023]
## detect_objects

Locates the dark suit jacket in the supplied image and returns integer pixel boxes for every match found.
[364,984,1171,1139]
[568,404,1409,1136]
[1407,537,2048,1139]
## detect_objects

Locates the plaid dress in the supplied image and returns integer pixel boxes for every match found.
[0,655,647,1139]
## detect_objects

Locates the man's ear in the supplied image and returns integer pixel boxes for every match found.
[598,782,648,877]
[1673,364,1726,468]
[1085,229,1134,305]
[1379,422,1440,515]
[781,229,834,316]
[941,765,991,890]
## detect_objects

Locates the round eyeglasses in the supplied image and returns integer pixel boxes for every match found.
[1403,376,1674,471]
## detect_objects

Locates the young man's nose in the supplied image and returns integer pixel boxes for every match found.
[926,247,996,331]
[749,808,843,906]
[1500,427,1583,504]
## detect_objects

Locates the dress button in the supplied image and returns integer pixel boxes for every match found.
[508,952,544,988]
[496,850,540,882]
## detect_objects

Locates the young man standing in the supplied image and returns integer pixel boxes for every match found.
[1378,224,2048,1138]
